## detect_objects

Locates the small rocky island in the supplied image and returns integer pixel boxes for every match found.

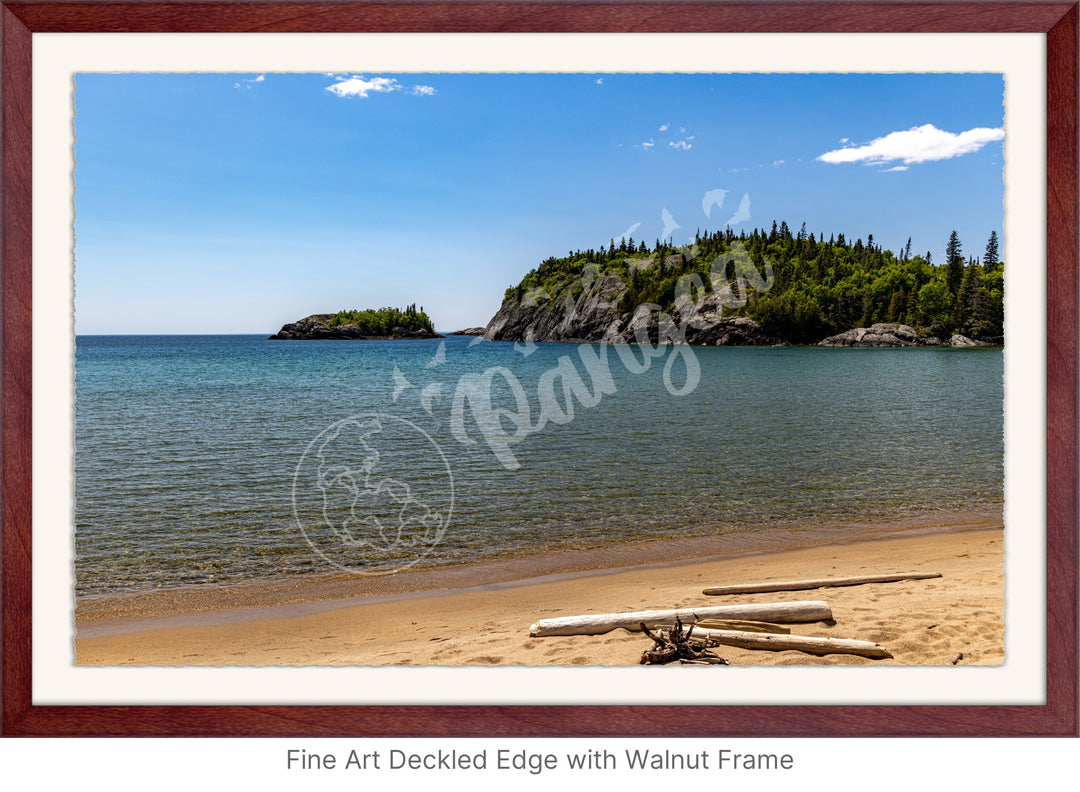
[270,305,441,340]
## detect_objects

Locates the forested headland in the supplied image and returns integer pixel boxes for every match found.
[490,223,1003,346]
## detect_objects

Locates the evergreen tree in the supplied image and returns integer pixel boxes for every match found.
[957,263,980,331]
[945,231,964,296]
[984,230,1000,272]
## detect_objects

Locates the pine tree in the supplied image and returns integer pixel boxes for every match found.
[946,231,964,296]
[984,230,1000,272]
[957,263,979,331]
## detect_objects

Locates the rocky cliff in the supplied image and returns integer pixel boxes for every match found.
[483,273,782,346]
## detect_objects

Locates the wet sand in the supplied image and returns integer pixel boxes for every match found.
[74,514,1004,666]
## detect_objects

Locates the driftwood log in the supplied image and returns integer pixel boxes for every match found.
[702,572,942,596]
[529,601,832,637]
[692,627,893,659]
[694,619,790,634]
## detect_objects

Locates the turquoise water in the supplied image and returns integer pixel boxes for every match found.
[74,335,1004,596]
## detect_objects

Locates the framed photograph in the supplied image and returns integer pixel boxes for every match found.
[2,1,1076,737]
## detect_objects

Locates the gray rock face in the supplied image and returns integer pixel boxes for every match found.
[689,314,780,346]
[820,324,923,348]
[449,327,485,336]
[484,273,627,343]
[948,334,991,347]
[484,280,781,346]
[269,314,441,340]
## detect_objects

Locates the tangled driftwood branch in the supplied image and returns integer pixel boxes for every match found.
[638,616,729,665]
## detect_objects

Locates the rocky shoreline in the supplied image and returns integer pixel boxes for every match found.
[818,323,999,348]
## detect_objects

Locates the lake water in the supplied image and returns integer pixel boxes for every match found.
[74,335,1004,597]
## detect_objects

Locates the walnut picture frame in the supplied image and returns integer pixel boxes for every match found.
[1,1,1076,737]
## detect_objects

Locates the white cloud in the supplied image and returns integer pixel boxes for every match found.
[669,141,692,151]
[326,75,402,98]
[659,123,670,132]
[772,159,785,166]
[637,138,655,150]
[595,77,604,85]
[818,124,1004,166]
[233,74,265,89]
[882,165,909,172]
[325,75,436,99]
[839,137,849,144]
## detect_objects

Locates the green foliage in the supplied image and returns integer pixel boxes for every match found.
[325,304,434,335]
[916,280,953,329]
[501,225,1005,341]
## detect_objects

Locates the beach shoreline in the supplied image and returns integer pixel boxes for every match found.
[74,512,1004,666]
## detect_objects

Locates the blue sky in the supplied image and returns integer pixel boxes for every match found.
[74,72,1004,334]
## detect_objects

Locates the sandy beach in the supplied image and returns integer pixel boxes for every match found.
[75,513,1004,667]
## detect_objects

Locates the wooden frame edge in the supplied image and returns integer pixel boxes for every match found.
[1,1,33,737]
